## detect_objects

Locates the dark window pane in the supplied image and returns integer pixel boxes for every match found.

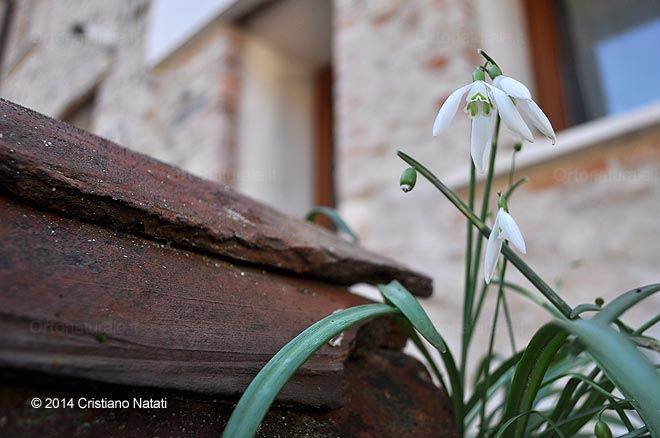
[558,0,660,122]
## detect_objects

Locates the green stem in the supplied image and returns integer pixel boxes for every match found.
[635,314,660,335]
[504,177,528,201]
[472,281,490,325]
[462,116,502,385]
[509,150,517,187]
[501,148,519,354]
[501,289,517,354]
[461,162,477,385]
[470,116,501,303]
[396,150,573,319]
[478,259,507,436]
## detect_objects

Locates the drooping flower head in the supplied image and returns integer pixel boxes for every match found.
[484,195,526,284]
[433,51,556,172]
[433,68,534,172]
[492,75,556,144]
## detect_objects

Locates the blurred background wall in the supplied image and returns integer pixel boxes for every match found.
[1,0,658,366]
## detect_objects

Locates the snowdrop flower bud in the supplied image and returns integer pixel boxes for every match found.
[497,193,508,210]
[399,167,417,193]
[594,420,613,438]
[484,204,526,284]
[485,61,502,80]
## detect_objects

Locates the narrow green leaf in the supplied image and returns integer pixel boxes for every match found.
[630,334,660,353]
[594,284,660,324]
[541,372,626,402]
[570,303,601,319]
[223,304,397,438]
[305,206,358,242]
[554,319,660,436]
[495,410,565,438]
[466,351,523,414]
[548,377,581,425]
[500,324,569,438]
[377,281,464,434]
[555,374,616,437]
[377,280,446,353]
[635,314,660,335]
[618,426,649,438]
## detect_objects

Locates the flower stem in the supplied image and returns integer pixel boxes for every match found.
[461,116,502,383]
[470,116,501,301]
[396,150,573,319]
[501,288,517,354]
[478,259,507,436]
[461,162,477,385]
[472,281,490,326]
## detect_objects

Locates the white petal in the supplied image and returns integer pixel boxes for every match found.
[484,226,504,284]
[470,115,493,173]
[494,75,532,100]
[498,209,526,253]
[487,84,534,142]
[518,99,556,144]
[433,83,473,136]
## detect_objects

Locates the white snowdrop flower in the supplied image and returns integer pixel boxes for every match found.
[492,75,556,144]
[484,207,526,284]
[433,69,533,172]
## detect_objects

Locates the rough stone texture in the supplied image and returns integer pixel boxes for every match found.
[0,195,370,407]
[1,0,118,117]
[94,21,242,184]
[334,0,480,203]
[0,99,432,295]
[0,0,240,183]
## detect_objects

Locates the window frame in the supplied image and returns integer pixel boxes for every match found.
[523,0,570,131]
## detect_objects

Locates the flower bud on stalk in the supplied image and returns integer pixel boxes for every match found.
[594,420,613,438]
[400,167,417,193]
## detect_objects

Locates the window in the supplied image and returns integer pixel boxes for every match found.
[147,0,236,65]
[525,0,660,130]
[235,0,333,216]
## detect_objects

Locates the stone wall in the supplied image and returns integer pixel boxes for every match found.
[333,0,483,356]
[332,0,660,363]
[0,0,240,183]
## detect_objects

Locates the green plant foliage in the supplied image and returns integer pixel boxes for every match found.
[224,51,660,438]
[555,319,660,436]
[304,206,358,242]
[377,281,463,431]
[499,324,569,437]
[377,281,446,353]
